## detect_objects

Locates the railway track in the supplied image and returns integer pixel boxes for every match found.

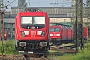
[0,54,59,60]
[0,54,49,60]
[0,43,76,60]
[50,43,76,54]
[0,55,25,60]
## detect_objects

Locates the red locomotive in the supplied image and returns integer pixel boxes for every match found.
[4,29,9,40]
[0,29,8,40]
[50,25,73,45]
[49,25,63,45]
[50,25,88,45]
[15,8,50,57]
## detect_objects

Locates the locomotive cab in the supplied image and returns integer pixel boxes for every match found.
[49,26,63,45]
[15,8,50,57]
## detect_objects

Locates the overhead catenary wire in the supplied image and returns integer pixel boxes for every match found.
[49,0,59,23]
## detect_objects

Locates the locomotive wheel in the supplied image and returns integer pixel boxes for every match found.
[43,51,48,58]
[34,50,48,58]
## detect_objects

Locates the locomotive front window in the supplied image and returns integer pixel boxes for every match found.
[55,28,60,32]
[50,28,60,32]
[34,17,45,24]
[21,17,32,24]
[21,16,45,29]
[50,28,54,32]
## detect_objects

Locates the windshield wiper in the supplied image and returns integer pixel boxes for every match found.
[26,20,32,28]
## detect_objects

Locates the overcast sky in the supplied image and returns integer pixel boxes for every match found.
[3,0,86,11]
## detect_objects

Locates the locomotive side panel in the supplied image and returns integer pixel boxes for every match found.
[83,27,88,40]
[62,26,68,40]
[67,27,72,40]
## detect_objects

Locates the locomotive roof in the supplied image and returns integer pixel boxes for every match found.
[50,23,71,27]
[50,25,63,28]
[16,11,48,17]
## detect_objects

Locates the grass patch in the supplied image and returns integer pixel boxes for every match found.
[0,40,19,55]
[56,41,90,60]
[48,50,59,53]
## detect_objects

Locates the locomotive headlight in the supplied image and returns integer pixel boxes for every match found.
[37,31,42,35]
[40,42,47,47]
[41,31,45,37]
[21,31,25,37]
[50,34,53,36]
[4,34,6,36]
[19,42,26,47]
[56,34,60,36]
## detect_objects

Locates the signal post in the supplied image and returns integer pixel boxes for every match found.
[75,0,83,51]
[0,10,4,56]
[0,0,5,56]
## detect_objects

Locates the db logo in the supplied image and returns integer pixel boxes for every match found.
[31,31,36,35]
[54,34,56,36]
